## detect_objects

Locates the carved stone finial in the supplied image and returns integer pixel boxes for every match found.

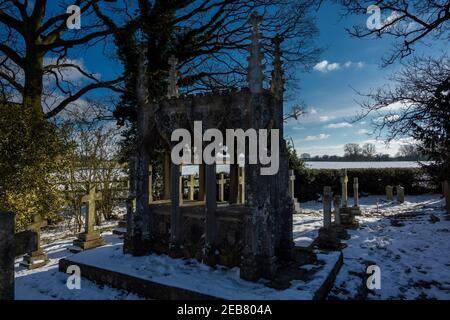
[270,34,284,100]
[247,11,264,94]
[167,55,179,99]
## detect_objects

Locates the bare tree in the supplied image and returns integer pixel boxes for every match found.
[336,0,450,65]
[362,142,376,158]
[0,0,123,117]
[344,143,362,160]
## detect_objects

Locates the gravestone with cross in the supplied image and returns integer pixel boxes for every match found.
[20,214,49,269]
[0,211,38,300]
[288,170,301,213]
[71,186,105,252]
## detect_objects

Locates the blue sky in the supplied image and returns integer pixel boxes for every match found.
[69,1,446,157]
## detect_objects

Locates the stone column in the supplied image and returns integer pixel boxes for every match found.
[170,163,182,254]
[188,175,195,201]
[0,211,14,300]
[334,195,341,225]
[198,163,206,201]
[341,170,348,208]
[443,180,450,214]
[396,185,405,203]
[163,152,171,200]
[229,164,239,204]
[148,165,153,204]
[204,164,217,265]
[217,173,225,202]
[353,178,359,207]
[323,187,333,228]
[386,185,394,201]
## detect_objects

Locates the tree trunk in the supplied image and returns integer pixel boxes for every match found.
[23,50,44,115]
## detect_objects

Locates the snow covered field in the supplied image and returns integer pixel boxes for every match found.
[14,194,450,300]
[305,161,426,169]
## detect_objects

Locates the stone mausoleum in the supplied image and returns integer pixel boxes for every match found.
[125,12,294,281]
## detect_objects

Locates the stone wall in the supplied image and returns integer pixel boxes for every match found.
[149,204,249,268]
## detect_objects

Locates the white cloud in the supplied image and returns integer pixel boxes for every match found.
[304,133,330,141]
[325,122,353,129]
[357,129,369,135]
[313,60,341,73]
[314,60,365,73]
[319,115,334,122]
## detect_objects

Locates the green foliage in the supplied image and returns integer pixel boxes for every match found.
[0,102,68,229]
[295,168,438,202]
[286,139,306,174]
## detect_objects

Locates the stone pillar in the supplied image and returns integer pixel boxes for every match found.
[396,185,405,203]
[323,187,333,228]
[288,170,295,199]
[217,173,225,202]
[170,163,182,254]
[204,164,217,265]
[0,211,14,300]
[148,165,153,204]
[163,152,171,200]
[72,186,105,251]
[229,164,239,204]
[21,214,49,269]
[386,185,394,201]
[443,180,450,214]
[198,163,206,201]
[353,178,359,207]
[188,175,195,201]
[334,195,341,225]
[341,170,348,208]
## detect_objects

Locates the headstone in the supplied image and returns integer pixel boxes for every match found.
[20,214,49,269]
[0,212,15,300]
[323,186,333,228]
[71,186,106,252]
[289,170,301,213]
[396,185,405,203]
[353,178,359,207]
[341,170,348,208]
[217,173,225,202]
[386,185,394,201]
[333,195,341,225]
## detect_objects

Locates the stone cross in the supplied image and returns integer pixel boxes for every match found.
[217,173,225,202]
[334,195,341,225]
[396,185,405,203]
[81,186,102,234]
[353,178,359,207]
[386,185,394,201]
[238,166,245,204]
[167,55,179,98]
[341,170,349,208]
[188,175,195,201]
[323,186,333,228]
[20,214,49,270]
[288,170,295,199]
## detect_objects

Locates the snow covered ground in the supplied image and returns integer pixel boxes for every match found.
[14,194,450,300]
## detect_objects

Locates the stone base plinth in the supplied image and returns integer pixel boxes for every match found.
[316,227,343,250]
[292,198,301,214]
[71,231,105,252]
[20,250,49,270]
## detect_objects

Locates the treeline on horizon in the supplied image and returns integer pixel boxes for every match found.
[300,143,429,162]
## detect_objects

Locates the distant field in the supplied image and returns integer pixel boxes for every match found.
[305,161,425,169]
